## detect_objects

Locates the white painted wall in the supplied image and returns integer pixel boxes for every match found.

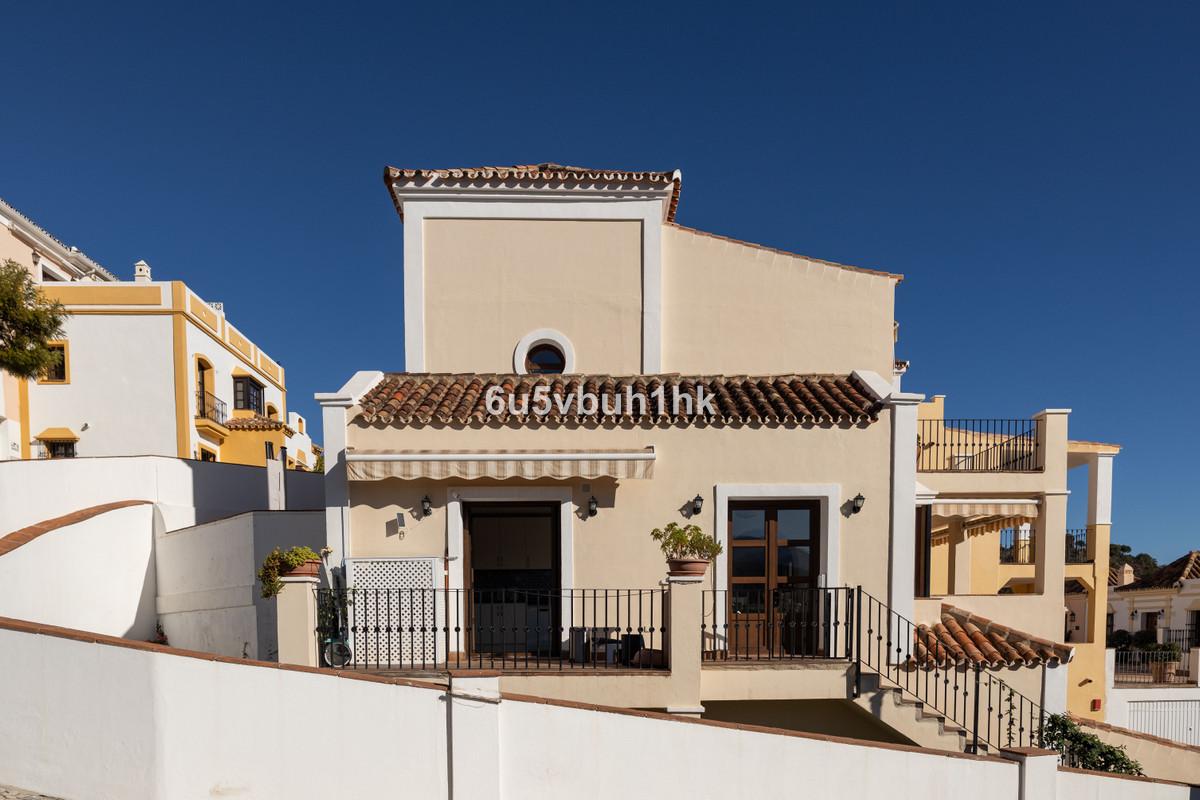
[1057,768,1197,799]
[1110,581,1200,634]
[0,628,449,800]
[27,313,177,457]
[155,510,324,659]
[285,411,318,468]
[0,503,158,639]
[0,455,323,535]
[1,623,1192,800]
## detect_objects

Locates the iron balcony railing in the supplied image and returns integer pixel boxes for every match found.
[195,389,228,425]
[1065,529,1089,564]
[1114,644,1194,686]
[917,419,1043,472]
[854,589,1048,752]
[701,586,854,661]
[999,527,1035,565]
[316,587,666,671]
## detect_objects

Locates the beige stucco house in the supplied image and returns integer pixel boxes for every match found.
[315,163,1118,751]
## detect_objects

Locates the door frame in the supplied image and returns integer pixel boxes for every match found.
[713,484,842,636]
[445,486,576,643]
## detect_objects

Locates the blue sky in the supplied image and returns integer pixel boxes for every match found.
[2,3,1196,560]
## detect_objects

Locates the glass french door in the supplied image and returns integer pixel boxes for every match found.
[728,500,822,657]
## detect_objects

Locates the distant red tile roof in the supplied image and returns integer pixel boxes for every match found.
[357,373,882,427]
[1114,551,1200,592]
[914,604,1073,669]
[384,163,682,221]
[225,415,286,432]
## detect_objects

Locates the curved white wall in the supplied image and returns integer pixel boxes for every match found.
[0,503,158,639]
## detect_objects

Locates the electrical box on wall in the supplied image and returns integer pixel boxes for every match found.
[1091,698,1103,712]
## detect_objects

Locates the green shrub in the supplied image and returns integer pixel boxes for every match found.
[1142,642,1182,662]
[1041,714,1142,775]
[1131,628,1158,648]
[258,546,321,598]
[1106,629,1132,649]
[650,522,723,561]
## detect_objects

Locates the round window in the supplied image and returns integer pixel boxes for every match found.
[524,343,566,374]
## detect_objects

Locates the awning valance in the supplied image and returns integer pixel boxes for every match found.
[35,427,78,442]
[931,499,1039,518]
[346,448,655,481]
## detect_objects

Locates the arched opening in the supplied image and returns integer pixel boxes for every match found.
[195,356,221,422]
[265,403,279,421]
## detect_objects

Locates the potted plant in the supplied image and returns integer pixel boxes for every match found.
[1146,642,1182,682]
[651,522,723,577]
[258,545,321,598]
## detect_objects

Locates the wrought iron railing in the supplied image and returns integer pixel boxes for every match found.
[1113,646,1194,686]
[999,527,1035,565]
[700,586,854,661]
[1065,529,1089,564]
[917,419,1042,472]
[195,389,228,425]
[854,589,1047,752]
[316,587,666,671]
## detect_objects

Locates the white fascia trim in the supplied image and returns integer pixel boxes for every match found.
[348,449,655,463]
[926,496,1041,503]
[314,370,384,408]
[915,481,938,505]
[713,484,841,592]
[1034,408,1073,417]
[514,328,576,374]
[851,369,925,405]
[401,200,663,373]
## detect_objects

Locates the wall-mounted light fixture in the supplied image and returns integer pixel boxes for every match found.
[587,496,598,518]
[691,494,704,516]
[851,493,866,514]
[1068,610,1077,624]
[421,495,432,518]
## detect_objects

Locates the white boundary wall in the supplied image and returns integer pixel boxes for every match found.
[0,455,323,534]
[2,623,1195,800]
[155,510,324,659]
[0,504,159,639]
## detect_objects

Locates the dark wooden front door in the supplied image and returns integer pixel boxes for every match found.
[463,503,560,660]
[728,501,822,657]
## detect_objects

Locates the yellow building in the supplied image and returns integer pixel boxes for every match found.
[0,196,305,467]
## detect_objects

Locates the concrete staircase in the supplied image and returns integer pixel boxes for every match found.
[852,671,982,753]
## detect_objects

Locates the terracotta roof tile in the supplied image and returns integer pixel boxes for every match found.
[225,415,286,432]
[1114,551,1200,592]
[384,163,682,221]
[356,373,882,427]
[913,604,1073,669]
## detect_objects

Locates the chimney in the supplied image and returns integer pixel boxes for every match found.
[133,260,152,282]
[1119,563,1135,586]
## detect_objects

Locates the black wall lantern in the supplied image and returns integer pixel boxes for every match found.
[421,495,433,518]
[851,493,866,514]
[587,496,598,517]
[691,494,704,516]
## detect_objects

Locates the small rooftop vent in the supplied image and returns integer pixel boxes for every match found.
[133,260,152,282]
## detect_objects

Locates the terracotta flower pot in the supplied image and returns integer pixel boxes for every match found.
[667,558,710,577]
[283,559,321,579]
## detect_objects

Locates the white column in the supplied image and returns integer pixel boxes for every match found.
[1087,453,1114,526]
[888,392,924,623]
[1041,662,1068,714]
[314,371,383,574]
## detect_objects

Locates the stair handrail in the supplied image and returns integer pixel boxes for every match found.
[853,587,1048,753]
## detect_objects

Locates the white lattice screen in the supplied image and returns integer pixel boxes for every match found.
[345,558,441,667]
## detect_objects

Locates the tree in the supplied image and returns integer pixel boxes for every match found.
[1110,543,1158,579]
[0,259,67,379]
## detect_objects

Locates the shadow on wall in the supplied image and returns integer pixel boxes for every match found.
[0,502,160,640]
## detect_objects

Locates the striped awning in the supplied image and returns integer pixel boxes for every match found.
[346,448,655,481]
[930,499,1039,518]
